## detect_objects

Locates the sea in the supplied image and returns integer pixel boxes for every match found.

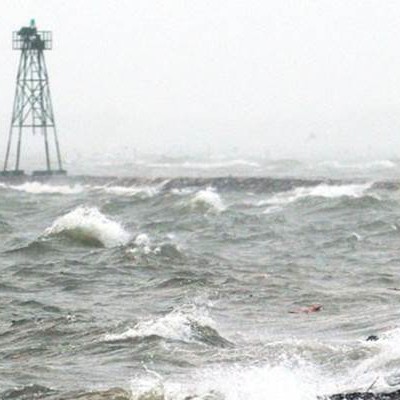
[2,156,400,400]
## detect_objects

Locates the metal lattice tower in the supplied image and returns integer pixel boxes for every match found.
[2,20,66,176]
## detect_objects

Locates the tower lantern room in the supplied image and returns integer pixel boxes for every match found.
[2,20,66,176]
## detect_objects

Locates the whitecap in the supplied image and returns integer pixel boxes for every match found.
[145,159,260,169]
[262,206,283,215]
[350,232,362,241]
[190,187,226,212]
[8,182,84,195]
[318,160,396,170]
[43,206,130,247]
[90,184,159,197]
[104,306,215,343]
[265,183,373,206]
[128,233,154,255]
[170,187,196,196]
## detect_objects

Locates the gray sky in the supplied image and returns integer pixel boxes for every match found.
[1,0,400,161]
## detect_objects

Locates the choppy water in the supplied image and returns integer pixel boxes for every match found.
[3,158,400,400]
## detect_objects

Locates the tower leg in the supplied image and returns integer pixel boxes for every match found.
[53,127,63,170]
[15,126,22,170]
[43,127,51,171]
[3,127,13,171]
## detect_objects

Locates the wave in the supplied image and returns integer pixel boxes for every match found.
[262,205,284,215]
[43,206,131,247]
[260,183,374,207]
[127,233,153,256]
[127,360,330,400]
[5,379,400,400]
[0,218,12,233]
[1,384,56,400]
[104,305,230,347]
[143,159,261,169]
[3,181,84,194]
[4,238,56,255]
[90,184,160,198]
[170,187,196,196]
[351,327,400,389]
[321,232,363,249]
[0,180,162,198]
[1,386,131,400]
[190,188,226,212]
[1,175,397,195]
[127,332,400,400]
[319,160,397,170]
[125,233,184,261]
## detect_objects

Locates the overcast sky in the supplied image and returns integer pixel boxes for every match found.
[1,0,400,161]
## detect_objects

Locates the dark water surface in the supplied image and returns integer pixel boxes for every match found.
[2,159,400,399]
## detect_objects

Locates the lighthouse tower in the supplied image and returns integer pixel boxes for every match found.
[2,20,66,176]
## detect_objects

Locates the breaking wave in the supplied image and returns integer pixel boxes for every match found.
[0,180,161,198]
[190,188,226,212]
[43,206,131,247]
[104,305,230,347]
[126,233,154,256]
[351,327,400,389]
[4,182,84,194]
[128,330,400,400]
[127,360,330,400]
[125,233,184,260]
[1,176,398,196]
[260,183,374,207]
[90,184,160,198]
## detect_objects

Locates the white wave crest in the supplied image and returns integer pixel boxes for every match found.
[145,159,260,169]
[7,182,84,195]
[44,206,131,247]
[319,160,396,170]
[104,306,214,343]
[90,184,159,197]
[135,233,151,247]
[262,206,283,215]
[126,233,154,255]
[2,181,162,197]
[125,233,183,259]
[190,188,226,212]
[263,183,373,206]
[170,187,196,196]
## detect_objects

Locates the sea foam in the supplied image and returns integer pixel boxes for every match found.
[44,206,131,247]
[129,361,328,400]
